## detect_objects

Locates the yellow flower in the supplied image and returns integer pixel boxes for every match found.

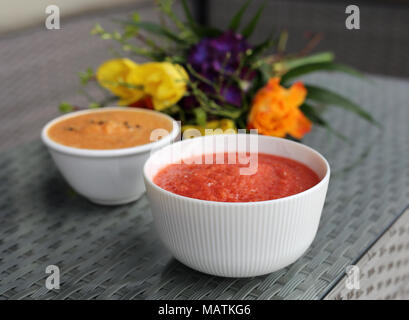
[206,119,236,132]
[136,62,188,111]
[96,58,145,106]
[96,59,188,110]
[182,119,236,138]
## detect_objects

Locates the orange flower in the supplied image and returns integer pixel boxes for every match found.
[248,77,311,139]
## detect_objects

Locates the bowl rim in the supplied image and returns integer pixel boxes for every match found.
[41,107,180,157]
[143,134,330,206]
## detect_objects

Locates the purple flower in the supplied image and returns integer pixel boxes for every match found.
[220,85,242,107]
[189,30,251,79]
[186,30,254,108]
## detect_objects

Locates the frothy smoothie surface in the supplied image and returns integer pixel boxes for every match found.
[153,153,320,202]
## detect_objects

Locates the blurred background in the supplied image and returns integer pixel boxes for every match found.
[1,0,409,300]
[0,0,408,151]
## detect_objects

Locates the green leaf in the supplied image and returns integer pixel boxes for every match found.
[180,0,222,38]
[186,64,217,89]
[283,52,334,71]
[228,0,252,31]
[195,26,223,37]
[59,102,74,113]
[179,0,222,38]
[256,61,273,85]
[88,102,101,109]
[120,20,187,45]
[78,68,94,85]
[181,0,196,29]
[277,30,288,53]
[242,1,267,38]
[300,103,349,141]
[190,83,242,119]
[156,0,189,33]
[300,103,325,125]
[165,55,187,64]
[124,15,140,38]
[131,12,140,22]
[193,108,207,126]
[282,62,365,84]
[247,29,275,60]
[121,42,165,60]
[305,85,378,125]
[90,23,104,35]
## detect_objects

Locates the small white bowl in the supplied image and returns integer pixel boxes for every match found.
[41,107,179,205]
[144,134,330,277]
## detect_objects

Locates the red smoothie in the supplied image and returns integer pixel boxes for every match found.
[153,153,320,202]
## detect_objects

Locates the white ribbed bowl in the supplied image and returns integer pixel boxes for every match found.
[41,107,179,205]
[144,134,330,277]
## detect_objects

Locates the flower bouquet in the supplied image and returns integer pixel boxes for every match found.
[60,0,376,141]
